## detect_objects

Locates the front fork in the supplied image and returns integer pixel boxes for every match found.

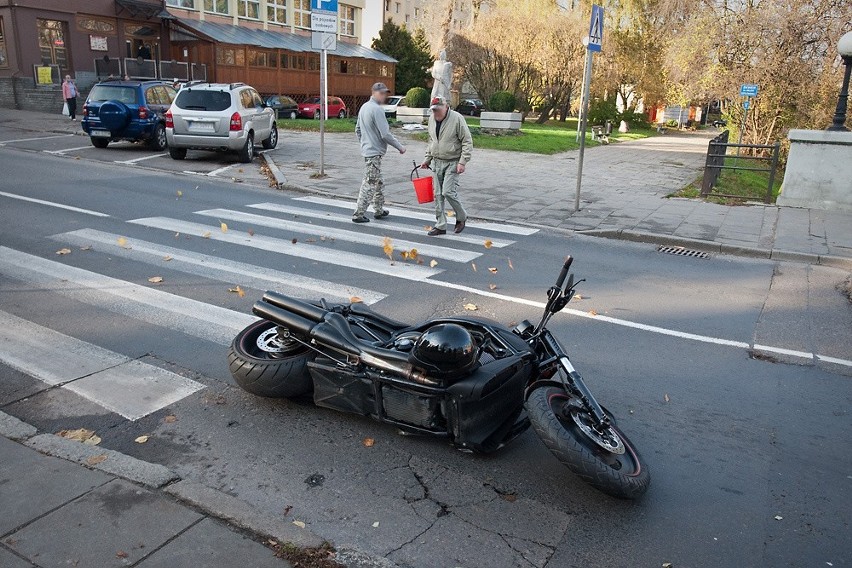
[538,330,610,428]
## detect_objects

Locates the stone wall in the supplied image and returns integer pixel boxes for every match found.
[777,129,852,212]
[0,77,91,112]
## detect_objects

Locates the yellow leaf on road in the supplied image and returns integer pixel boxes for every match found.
[588,309,597,316]
[117,237,129,248]
[134,435,149,444]
[508,259,514,270]
[86,454,108,466]
[56,428,101,446]
[202,231,211,239]
[80,245,92,251]
[484,239,493,249]
[382,236,394,260]
[362,437,375,447]
[488,267,498,274]
[220,222,228,233]
[164,415,177,423]
[292,520,306,529]
[429,259,438,268]
[471,263,477,272]
[664,393,670,403]
[489,284,497,290]
[350,296,363,303]
[162,255,173,261]
[148,276,164,284]
[176,190,182,198]
[464,303,478,311]
[228,285,246,298]
[56,248,72,255]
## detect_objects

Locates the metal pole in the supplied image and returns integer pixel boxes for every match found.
[574,47,593,213]
[737,97,748,157]
[320,48,327,175]
[828,56,851,131]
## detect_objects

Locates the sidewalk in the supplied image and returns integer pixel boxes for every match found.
[0,414,306,568]
[267,128,852,266]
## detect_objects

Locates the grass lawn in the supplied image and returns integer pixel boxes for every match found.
[671,156,783,204]
[277,116,656,155]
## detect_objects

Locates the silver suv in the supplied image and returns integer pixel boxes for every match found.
[165,82,278,163]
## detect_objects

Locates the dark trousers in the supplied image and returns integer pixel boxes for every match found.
[66,97,77,119]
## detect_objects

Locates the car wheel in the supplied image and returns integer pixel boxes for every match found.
[238,133,254,163]
[314,110,321,120]
[169,147,187,160]
[262,123,278,150]
[90,137,109,149]
[338,110,346,119]
[289,111,297,120]
[148,123,167,151]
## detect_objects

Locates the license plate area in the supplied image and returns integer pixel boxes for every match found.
[188,121,215,133]
[91,130,111,138]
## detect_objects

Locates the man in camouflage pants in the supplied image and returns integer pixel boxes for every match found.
[353,83,406,223]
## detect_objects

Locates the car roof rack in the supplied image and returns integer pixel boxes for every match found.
[229,82,246,90]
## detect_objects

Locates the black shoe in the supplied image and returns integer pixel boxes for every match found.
[428,228,447,236]
[352,215,370,223]
[454,220,466,234]
[374,209,389,219]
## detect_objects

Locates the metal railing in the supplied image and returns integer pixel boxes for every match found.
[700,130,781,203]
[92,58,206,82]
[94,58,122,80]
[123,57,158,79]
[190,63,208,81]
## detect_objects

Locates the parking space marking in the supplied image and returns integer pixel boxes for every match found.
[0,191,110,217]
[208,164,236,177]
[0,134,75,145]
[114,153,167,165]
[44,145,93,155]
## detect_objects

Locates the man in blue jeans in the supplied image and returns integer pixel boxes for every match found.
[352,82,406,223]
[420,96,472,235]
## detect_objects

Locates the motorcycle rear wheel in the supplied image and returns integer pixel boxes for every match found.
[228,320,313,398]
[525,386,650,499]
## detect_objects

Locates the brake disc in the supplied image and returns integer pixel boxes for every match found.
[571,410,625,455]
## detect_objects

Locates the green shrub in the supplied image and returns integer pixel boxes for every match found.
[665,119,679,128]
[619,112,651,129]
[489,91,517,113]
[587,97,618,125]
[404,87,430,108]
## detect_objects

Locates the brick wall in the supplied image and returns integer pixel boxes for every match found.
[0,77,90,112]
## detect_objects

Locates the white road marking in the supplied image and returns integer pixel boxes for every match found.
[44,145,94,155]
[0,310,204,420]
[208,164,235,177]
[816,354,852,368]
[0,247,255,345]
[196,208,482,263]
[0,134,75,145]
[114,153,167,164]
[0,191,110,217]
[753,344,815,360]
[54,228,386,304]
[295,196,540,236]
[127,217,441,281]
[247,203,514,248]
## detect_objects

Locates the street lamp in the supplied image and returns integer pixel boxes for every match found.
[828,31,852,131]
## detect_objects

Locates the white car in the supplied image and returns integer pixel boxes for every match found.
[165,82,277,163]
[382,95,404,118]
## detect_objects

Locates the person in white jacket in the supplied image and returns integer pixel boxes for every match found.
[352,83,406,223]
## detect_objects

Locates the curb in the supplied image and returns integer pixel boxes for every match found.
[260,151,287,188]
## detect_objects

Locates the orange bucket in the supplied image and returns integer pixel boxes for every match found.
[411,162,435,204]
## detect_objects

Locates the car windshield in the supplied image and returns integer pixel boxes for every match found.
[306,97,321,104]
[88,85,138,104]
[387,97,402,105]
[174,90,232,111]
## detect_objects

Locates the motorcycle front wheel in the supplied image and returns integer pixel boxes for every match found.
[228,320,313,398]
[525,386,650,499]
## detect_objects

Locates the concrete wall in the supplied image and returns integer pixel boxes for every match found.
[777,129,852,212]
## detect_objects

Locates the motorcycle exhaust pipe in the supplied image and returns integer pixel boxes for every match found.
[252,300,316,337]
[261,291,328,322]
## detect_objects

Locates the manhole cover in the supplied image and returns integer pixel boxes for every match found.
[657,245,712,259]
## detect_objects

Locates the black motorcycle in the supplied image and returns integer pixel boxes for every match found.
[228,257,650,499]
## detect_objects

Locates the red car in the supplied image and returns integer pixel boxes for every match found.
[298,96,347,119]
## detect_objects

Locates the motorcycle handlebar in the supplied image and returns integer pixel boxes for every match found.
[554,256,573,288]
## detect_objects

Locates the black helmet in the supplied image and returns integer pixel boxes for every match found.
[411,323,478,378]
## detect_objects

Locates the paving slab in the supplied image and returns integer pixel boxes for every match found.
[0,436,110,536]
[137,517,289,567]
[0,547,34,568]
[6,478,202,567]
[0,411,37,441]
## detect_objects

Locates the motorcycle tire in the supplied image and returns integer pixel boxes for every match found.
[228,320,313,398]
[525,386,650,499]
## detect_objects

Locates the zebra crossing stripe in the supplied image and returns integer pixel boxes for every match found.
[245,203,515,248]
[0,310,204,420]
[0,246,255,346]
[293,196,540,236]
[53,228,386,305]
[195,208,482,263]
[127,217,442,281]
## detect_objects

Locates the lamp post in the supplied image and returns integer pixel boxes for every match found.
[828,31,852,132]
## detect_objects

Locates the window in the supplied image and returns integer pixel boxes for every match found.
[37,19,69,72]
[237,0,260,19]
[267,0,287,24]
[294,0,311,28]
[414,7,419,17]
[280,52,289,68]
[88,85,138,104]
[175,90,232,111]
[216,46,245,66]
[248,49,276,67]
[405,14,409,24]
[395,2,400,13]
[0,18,7,69]
[378,64,389,77]
[166,0,196,8]
[292,55,306,69]
[204,0,229,15]
[308,55,320,71]
[145,86,163,105]
[338,59,348,74]
[339,5,356,37]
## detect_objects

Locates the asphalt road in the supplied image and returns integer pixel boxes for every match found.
[0,132,850,568]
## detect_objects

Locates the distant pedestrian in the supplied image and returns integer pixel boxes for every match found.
[62,75,78,121]
[137,41,152,60]
[420,96,472,235]
[352,82,406,223]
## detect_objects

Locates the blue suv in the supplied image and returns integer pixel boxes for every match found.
[82,80,177,150]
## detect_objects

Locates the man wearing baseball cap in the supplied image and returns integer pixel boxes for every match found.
[420,95,472,235]
[352,82,406,223]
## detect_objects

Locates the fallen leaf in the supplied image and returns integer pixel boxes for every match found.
[268,539,278,546]
[488,267,498,274]
[484,239,493,249]
[508,258,514,270]
[664,393,670,403]
[86,454,108,466]
[500,493,517,503]
[162,255,173,261]
[292,520,306,529]
[774,515,783,521]
[117,237,128,248]
[57,428,100,445]
[372,521,380,527]
[401,248,419,261]
[382,236,394,260]
[350,296,363,303]
[424,225,433,232]
[575,294,582,300]
[662,564,673,568]
[176,190,182,198]
[447,210,455,217]
[202,231,211,239]
[291,238,298,244]
[80,245,92,251]
[174,232,180,238]
[489,284,497,290]
[84,434,102,446]
[220,222,228,233]
[362,437,375,447]
[116,551,129,559]
[471,262,477,272]
[148,276,164,284]
[56,248,72,255]
[248,228,255,236]
[429,259,438,268]
[134,435,149,444]
[588,309,598,316]
[238,168,244,173]
[464,303,478,311]
[164,415,177,423]
[228,285,246,298]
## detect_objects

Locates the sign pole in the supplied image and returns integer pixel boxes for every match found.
[311,0,338,177]
[574,45,593,213]
[737,97,748,157]
[320,48,327,175]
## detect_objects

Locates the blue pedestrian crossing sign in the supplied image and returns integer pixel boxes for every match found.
[743,100,750,110]
[311,0,337,13]
[588,5,604,52]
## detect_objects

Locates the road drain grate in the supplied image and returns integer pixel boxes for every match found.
[657,245,712,259]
